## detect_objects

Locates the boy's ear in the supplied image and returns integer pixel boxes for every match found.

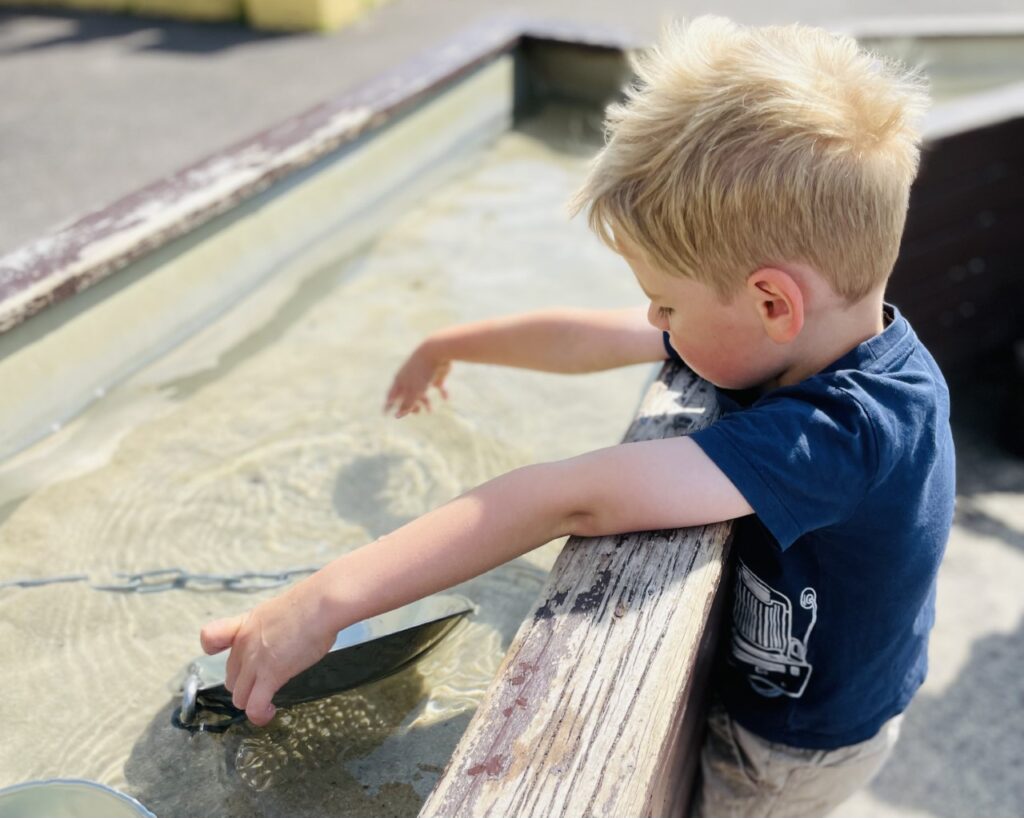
[746,267,805,343]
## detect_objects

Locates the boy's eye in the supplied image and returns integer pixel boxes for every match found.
[657,306,674,318]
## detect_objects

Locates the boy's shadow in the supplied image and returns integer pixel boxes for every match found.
[867,615,1024,818]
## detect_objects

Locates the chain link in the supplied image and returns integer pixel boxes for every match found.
[0,574,89,589]
[0,565,320,594]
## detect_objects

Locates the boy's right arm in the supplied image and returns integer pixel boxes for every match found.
[201,434,751,726]
[384,306,665,417]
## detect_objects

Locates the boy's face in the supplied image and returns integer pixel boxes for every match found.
[622,247,785,391]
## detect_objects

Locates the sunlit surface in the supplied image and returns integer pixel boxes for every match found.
[0,109,654,816]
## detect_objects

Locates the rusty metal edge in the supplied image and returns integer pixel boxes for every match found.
[0,14,639,336]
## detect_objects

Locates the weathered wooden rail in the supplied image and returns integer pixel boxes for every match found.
[419,360,733,818]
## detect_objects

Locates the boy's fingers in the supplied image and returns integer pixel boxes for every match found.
[430,367,449,400]
[232,664,257,712]
[223,614,252,690]
[246,678,278,727]
[225,645,239,692]
[200,616,242,655]
[398,393,424,417]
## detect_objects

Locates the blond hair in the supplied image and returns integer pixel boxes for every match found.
[571,16,930,302]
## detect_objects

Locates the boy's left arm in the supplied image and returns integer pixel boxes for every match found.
[201,437,750,725]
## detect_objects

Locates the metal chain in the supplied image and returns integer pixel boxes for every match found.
[0,565,321,594]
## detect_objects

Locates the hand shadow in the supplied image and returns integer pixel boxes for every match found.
[123,667,462,818]
[123,556,551,818]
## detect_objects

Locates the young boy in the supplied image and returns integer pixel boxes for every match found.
[201,17,954,817]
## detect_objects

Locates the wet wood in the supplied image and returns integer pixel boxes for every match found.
[420,360,733,818]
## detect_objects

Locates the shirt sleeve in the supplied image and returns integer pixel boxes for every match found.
[690,386,879,549]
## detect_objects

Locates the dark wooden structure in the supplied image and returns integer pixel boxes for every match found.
[890,88,1024,372]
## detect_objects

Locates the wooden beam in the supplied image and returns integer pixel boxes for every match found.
[420,360,733,818]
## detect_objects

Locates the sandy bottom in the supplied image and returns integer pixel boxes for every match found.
[0,114,655,816]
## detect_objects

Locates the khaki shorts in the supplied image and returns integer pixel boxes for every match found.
[691,701,903,818]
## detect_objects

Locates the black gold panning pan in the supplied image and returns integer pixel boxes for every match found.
[174,594,474,731]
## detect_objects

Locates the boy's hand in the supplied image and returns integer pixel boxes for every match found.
[200,583,338,726]
[384,343,451,418]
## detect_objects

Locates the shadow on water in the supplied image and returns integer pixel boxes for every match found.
[332,454,415,540]
[161,247,377,403]
[124,555,552,817]
[0,497,25,530]
[0,6,292,56]
[868,615,1024,818]
[124,667,440,818]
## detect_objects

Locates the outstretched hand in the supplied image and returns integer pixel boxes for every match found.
[384,344,451,418]
[200,584,338,726]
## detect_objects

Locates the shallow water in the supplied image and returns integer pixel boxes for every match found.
[0,113,654,816]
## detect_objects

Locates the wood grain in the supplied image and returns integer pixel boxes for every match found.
[420,360,733,818]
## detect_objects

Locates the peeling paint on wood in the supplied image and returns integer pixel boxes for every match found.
[0,18,508,335]
[0,15,641,338]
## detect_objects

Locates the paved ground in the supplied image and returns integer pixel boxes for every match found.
[0,1,1023,254]
[835,368,1024,818]
[1,4,1022,818]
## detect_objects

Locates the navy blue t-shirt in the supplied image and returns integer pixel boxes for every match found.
[664,305,955,749]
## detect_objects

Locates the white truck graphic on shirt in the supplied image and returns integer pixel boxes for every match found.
[730,560,818,698]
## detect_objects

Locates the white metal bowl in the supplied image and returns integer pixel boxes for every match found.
[0,779,155,818]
